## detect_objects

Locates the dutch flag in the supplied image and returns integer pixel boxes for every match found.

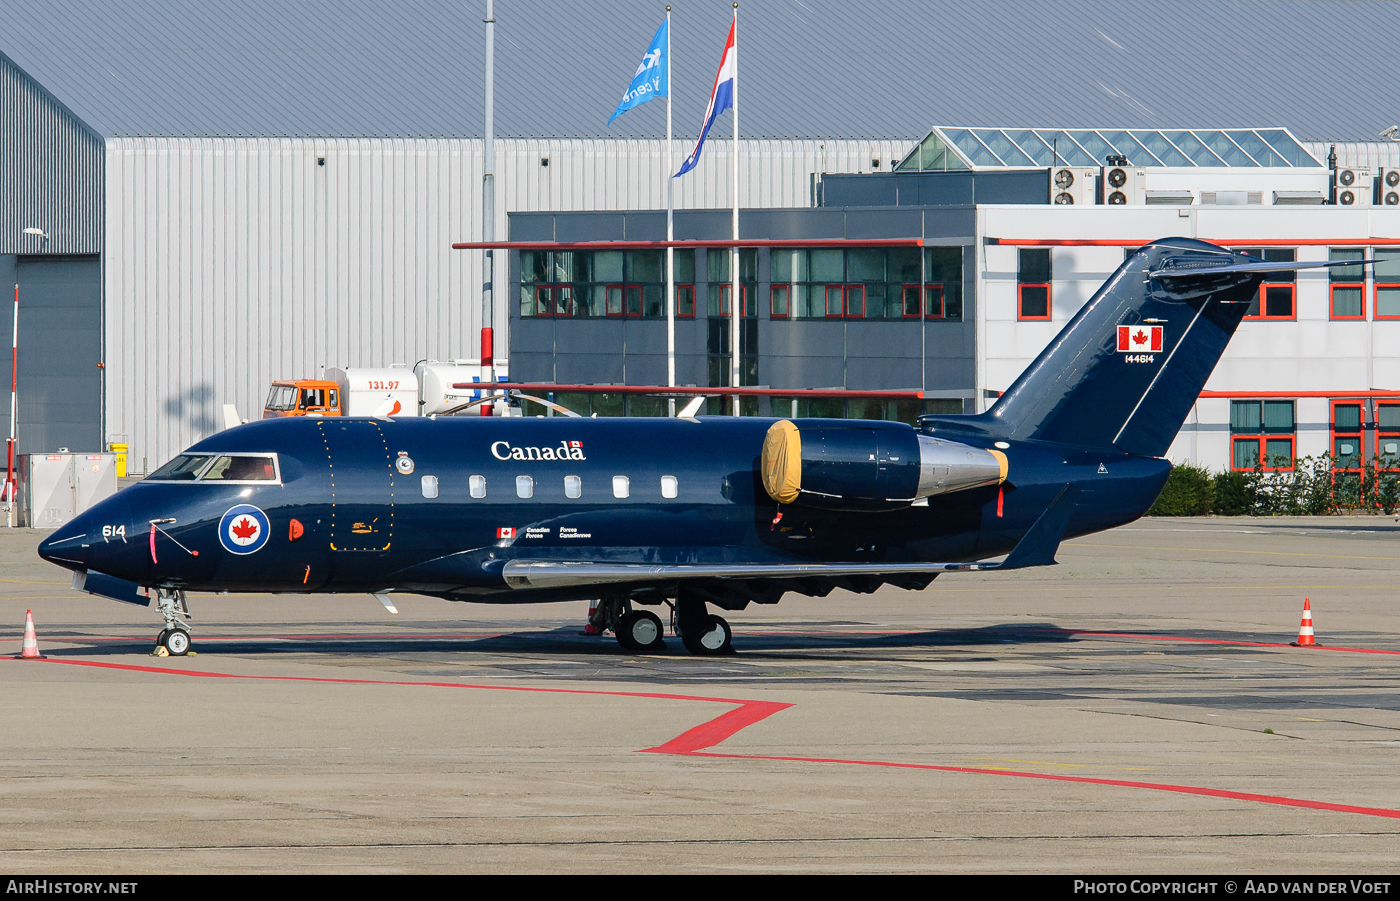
[675,20,735,177]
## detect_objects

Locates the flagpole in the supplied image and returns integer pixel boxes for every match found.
[666,5,675,415]
[730,2,740,417]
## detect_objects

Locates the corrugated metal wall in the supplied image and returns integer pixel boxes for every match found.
[0,53,102,255]
[105,136,909,468]
[1303,141,1400,170]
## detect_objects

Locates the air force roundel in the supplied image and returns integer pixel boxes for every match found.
[219,504,271,555]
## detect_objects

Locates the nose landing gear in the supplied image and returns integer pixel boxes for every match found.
[153,588,192,656]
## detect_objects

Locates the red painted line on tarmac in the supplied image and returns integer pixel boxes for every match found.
[640,700,794,755]
[7,655,789,751]
[12,646,1400,822]
[681,752,1400,820]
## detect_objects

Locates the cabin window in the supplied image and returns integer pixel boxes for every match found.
[564,475,582,498]
[516,475,534,498]
[612,475,630,498]
[199,455,278,481]
[469,475,486,498]
[420,475,438,498]
[661,475,678,498]
[147,454,214,481]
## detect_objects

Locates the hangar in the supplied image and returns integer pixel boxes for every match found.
[3,0,1400,478]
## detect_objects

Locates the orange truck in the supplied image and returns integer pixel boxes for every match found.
[260,368,422,419]
[262,380,341,418]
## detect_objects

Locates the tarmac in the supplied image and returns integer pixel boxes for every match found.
[2,516,1400,873]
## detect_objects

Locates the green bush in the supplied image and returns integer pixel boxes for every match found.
[1212,469,1255,516]
[1148,454,1397,517]
[1147,462,1215,516]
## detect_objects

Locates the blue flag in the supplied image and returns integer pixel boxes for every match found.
[608,20,668,125]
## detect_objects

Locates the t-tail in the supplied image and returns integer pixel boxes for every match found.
[981,237,1350,457]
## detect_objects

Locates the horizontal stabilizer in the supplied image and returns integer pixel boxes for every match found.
[72,570,151,607]
[1150,258,1369,279]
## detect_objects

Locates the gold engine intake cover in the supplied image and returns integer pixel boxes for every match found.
[761,420,802,504]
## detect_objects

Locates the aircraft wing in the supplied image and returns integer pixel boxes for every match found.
[502,484,1077,590]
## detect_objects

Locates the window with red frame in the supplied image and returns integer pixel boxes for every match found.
[1230,400,1295,470]
[1236,247,1296,319]
[1332,401,1365,472]
[901,284,946,318]
[770,284,789,318]
[518,249,682,319]
[1017,248,1051,320]
[1331,400,1366,503]
[1330,249,1366,319]
[1375,249,1400,319]
[675,284,696,318]
[1376,402,1400,471]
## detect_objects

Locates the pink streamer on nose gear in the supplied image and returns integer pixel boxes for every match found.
[149,523,157,565]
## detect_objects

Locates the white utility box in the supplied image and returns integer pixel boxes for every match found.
[19,452,118,529]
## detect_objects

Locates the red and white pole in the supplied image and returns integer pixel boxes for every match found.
[6,282,17,527]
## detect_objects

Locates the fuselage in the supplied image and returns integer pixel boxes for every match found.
[38,415,1170,604]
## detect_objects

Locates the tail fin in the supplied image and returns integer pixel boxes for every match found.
[985,237,1265,457]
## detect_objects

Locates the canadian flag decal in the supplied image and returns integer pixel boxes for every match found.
[497,527,516,539]
[1117,324,1162,353]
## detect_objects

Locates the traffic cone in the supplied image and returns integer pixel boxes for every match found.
[582,600,602,636]
[14,609,45,659]
[1291,598,1318,647]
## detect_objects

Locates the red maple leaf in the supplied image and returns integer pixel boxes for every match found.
[231,517,259,540]
[1132,329,1148,346]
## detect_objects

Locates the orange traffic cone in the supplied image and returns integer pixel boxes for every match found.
[1291,598,1318,647]
[582,600,602,636]
[14,609,45,659]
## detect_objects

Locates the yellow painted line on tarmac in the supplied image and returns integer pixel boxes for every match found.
[969,757,1089,769]
[1070,543,1400,561]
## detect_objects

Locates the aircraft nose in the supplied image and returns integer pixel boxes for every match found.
[37,494,136,573]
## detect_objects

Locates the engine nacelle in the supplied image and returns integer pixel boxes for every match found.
[761,420,1006,512]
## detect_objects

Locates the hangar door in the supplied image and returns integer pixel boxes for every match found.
[13,256,102,455]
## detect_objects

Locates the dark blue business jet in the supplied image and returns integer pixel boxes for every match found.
[37,238,1348,657]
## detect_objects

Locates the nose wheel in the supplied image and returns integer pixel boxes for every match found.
[156,627,191,656]
[153,588,193,656]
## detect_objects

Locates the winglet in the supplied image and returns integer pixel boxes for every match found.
[996,484,1078,570]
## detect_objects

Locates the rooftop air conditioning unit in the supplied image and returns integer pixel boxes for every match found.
[1272,191,1326,206]
[1335,167,1373,206]
[1145,190,1194,206]
[1102,164,1146,205]
[1049,166,1095,206]
[1379,168,1400,206]
[1200,191,1263,206]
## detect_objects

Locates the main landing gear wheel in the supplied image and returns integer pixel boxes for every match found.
[680,613,732,656]
[616,610,666,652]
[162,628,191,656]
